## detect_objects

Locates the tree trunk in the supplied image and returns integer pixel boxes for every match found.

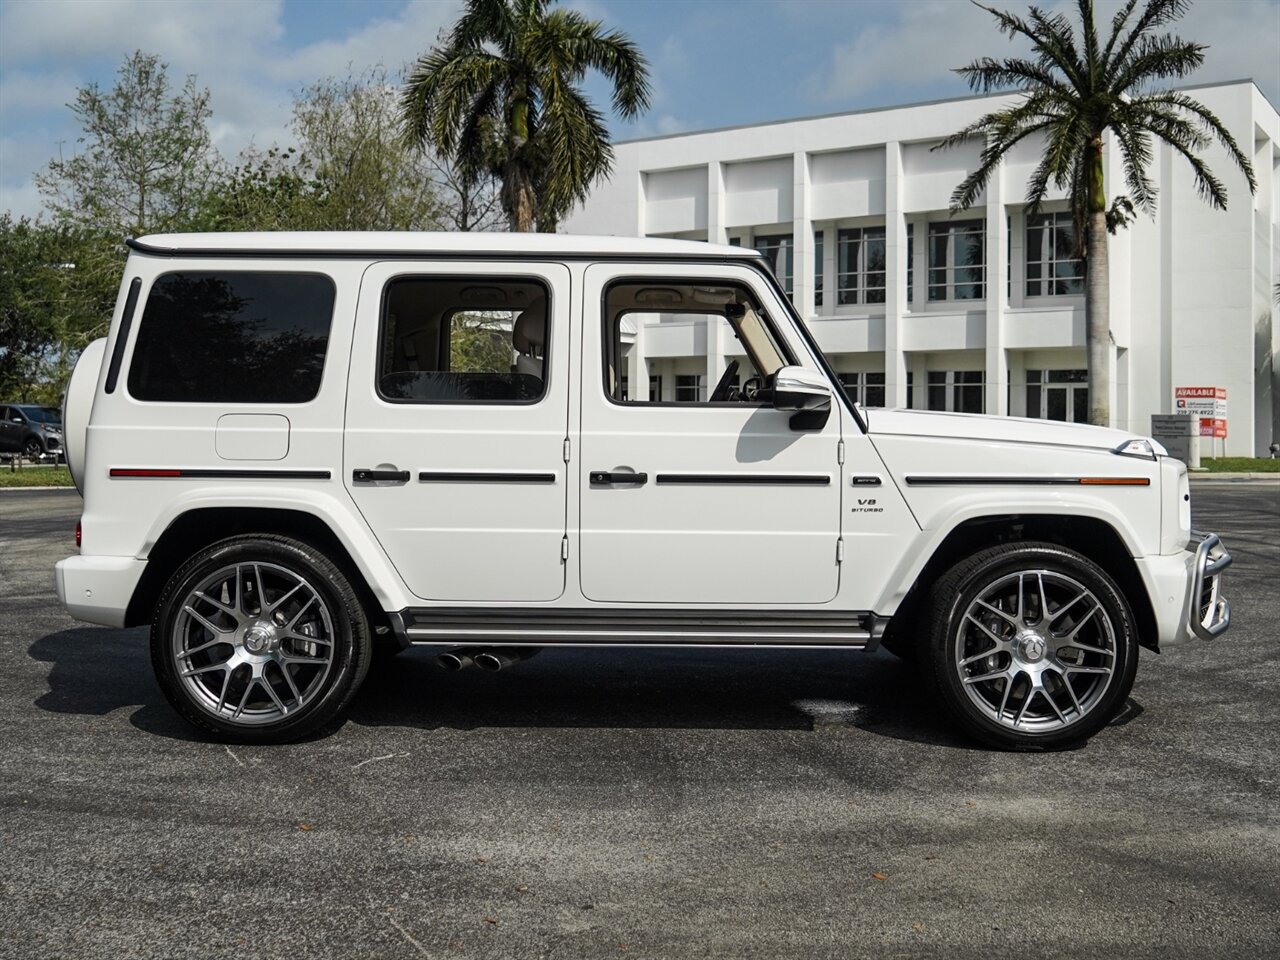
[503,162,535,232]
[1084,138,1111,427]
[1085,209,1110,427]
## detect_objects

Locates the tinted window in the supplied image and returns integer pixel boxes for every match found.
[128,272,335,403]
[378,277,549,404]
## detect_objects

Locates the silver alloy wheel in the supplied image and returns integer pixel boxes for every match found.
[954,569,1116,733]
[170,561,336,727]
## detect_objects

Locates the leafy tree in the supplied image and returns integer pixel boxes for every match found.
[937,0,1255,426]
[36,51,219,238]
[0,216,118,403]
[400,0,651,232]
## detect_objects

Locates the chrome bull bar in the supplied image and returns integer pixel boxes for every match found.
[1187,531,1232,640]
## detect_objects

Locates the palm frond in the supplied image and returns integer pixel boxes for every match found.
[1104,0,1192,84]
[1128,91,1257,193]
[1109,34,1205,93]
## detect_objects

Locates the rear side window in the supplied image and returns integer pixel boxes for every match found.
[127,271,336,403]
[377,277,549,404]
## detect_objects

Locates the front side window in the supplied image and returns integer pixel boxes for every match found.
[604,280,788,405]
[838,226,886,305]
[1026,212,1083,296]
[928,220,985,301]
[128,271,335,403]
[378,277,549,403]
[752,234,793,296]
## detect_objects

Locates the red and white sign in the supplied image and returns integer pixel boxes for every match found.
[1175,386,1227,438]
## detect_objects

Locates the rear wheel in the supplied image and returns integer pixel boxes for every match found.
[151,535,372,743]
[918,542,1138,750]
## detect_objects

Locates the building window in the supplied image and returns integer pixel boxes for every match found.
[675,374,706,402]
[753,234,793,295]
[649,374,663,401]
[906,224,914,304]
[928,220,985,301]
[814,230,824,307]
[1026,213,1083,296]
[835,371,886,407]
[906,370,913,409]
[837,226,886,305]
[1026,368,1087,422]
[927,370,985,412]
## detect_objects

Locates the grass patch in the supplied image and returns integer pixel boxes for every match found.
[0,465,77,488]
[1199,457,1280,473]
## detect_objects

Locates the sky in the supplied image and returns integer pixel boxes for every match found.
[2,0,1278,220]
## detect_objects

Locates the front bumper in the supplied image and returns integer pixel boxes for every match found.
[1186,531,1232,640]
[54,555,146,628]
[1133,531,1232,647]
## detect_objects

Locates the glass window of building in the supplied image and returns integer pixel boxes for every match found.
[753,234,793,295]
[906,224,914,304]
[928,220,985,301]
[675,373,706,402]
[837,226,886,305]
[814,230,824,307]
[1026,369,1088,422]
[1026,212,1083,296]
[835,371,886,407]
[926,370,985,412]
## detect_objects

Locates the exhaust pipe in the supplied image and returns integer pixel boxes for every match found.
[437,650,477,671]
[473,648,540,672]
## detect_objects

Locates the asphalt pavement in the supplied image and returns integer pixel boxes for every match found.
[1,485,1277,959]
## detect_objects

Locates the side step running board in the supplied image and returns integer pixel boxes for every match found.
[395,608,885,649]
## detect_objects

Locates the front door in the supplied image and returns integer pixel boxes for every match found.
[576,263,843,605]
[344,261,572,603]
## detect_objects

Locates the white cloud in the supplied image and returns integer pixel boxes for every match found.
[0,0,463,217]
[804,0,1280,107]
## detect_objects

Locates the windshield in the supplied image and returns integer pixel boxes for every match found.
[17,406,60,424]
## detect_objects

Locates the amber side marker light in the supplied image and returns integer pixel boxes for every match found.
[75,520,81,548]
[1079,477,1150,486]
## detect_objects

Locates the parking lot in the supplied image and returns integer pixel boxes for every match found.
[1,484,1277,959]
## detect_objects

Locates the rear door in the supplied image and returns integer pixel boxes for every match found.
[0,407,15,451]
[344,261,572,603]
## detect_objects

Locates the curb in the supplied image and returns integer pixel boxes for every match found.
[1188,472,1280,482]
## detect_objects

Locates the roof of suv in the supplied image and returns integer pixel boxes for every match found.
[129,232,758,260]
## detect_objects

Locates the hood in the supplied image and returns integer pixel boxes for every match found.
[863,408,1150,453]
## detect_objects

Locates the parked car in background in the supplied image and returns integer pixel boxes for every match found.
[0,404,63,459]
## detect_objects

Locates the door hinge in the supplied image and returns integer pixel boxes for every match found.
[836,538,845,564]
[561,536,569,561]
[837,439,845,465]
[563,438,571,463]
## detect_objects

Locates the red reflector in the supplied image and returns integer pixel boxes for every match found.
[75,520,82,548]
[109,469,182,478]
[1079,477,1150,486]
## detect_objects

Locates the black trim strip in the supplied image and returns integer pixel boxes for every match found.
[110,468,331,480]
[104,277,142,394]
[905,476,1149,486]
[419,471,556,484]
[655,473,831,486]
[850,476,882,486]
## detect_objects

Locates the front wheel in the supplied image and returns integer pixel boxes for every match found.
[919,542,1139,750]
[151,535,372,743]
[23,437,43,460]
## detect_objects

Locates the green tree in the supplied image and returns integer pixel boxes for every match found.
[400,0,651,232]
[0,216,118,403]
[937,0,1255,426]
[36,51,220,238]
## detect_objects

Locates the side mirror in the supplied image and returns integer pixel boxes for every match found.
[771,365,832,430]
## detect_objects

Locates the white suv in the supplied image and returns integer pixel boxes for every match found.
[55,232,1231,748]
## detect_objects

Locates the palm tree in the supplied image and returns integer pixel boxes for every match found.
[938,0,1255,426]
[400,0,650,233]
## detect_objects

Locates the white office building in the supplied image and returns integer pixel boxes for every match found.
[567,80,1280,456]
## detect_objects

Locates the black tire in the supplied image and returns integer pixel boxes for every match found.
[151,535,373,743]
[917,541,1139,750]
[23,437,43,460]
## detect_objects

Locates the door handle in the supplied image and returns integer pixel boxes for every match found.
[353,468,410,483]
[590,471,648,485]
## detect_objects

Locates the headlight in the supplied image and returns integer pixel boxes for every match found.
[1112,438,1160,460]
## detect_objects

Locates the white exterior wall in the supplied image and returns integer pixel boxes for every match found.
[568,81,1280,456]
